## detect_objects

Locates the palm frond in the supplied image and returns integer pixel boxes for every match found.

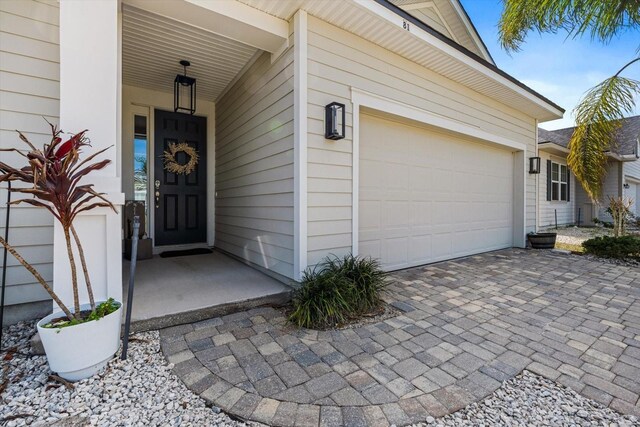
[499,0,640,52]
[567,75,640,202]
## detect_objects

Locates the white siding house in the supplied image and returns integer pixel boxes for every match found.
[2,0,563,324]
[0,0,60,323]
[538,116,640,226]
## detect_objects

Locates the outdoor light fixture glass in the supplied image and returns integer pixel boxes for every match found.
[529,156,541,174]
[325,102,345,140]
[174,60,196,115]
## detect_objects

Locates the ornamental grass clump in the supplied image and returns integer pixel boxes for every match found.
[288,254,388,329]
[0,122,117,326]
[324,254,387,314]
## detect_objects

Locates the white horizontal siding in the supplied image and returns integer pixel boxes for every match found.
[0,0,59,314]
[306,16,537,268]
[596,161,622,221]
[215,43,295,279]
[624,159,640,181]
[538,152,575,227]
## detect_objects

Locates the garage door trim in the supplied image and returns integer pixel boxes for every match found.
[350,87,527,258]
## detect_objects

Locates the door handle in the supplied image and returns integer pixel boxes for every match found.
[154,180,160,209]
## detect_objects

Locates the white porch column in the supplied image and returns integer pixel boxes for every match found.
[55,0,123,309]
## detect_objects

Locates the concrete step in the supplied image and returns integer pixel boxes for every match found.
[128,289,291,333]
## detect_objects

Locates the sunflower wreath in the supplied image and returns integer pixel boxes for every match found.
[163,142,199,175]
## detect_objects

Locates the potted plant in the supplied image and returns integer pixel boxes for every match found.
[0,123,121,381]
[527,231,557,249]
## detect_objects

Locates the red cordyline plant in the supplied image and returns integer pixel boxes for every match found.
[0,122,115,321]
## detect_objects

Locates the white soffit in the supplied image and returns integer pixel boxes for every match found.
[121,4,259,101]
[237,0,562,121]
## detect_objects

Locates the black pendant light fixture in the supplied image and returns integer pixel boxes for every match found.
[174,60,196,115]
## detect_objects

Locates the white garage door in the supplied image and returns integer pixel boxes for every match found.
[359,113,514,271]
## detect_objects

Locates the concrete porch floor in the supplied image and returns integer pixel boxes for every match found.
[122,250,291,332]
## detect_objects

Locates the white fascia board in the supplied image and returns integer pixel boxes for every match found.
[123,0,288,53]
[293,10,308,281]
[351,0,563,120]
[450,0,494,64]
[351,88,527,152]
[538,142,570,155]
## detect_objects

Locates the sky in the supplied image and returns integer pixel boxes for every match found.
[460,0,640,130]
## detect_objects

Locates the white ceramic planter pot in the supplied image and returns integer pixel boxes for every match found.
[37,301,122,381]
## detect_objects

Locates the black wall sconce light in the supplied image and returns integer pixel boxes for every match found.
[174,60,196,115]
[529,156,541,174]
[325,102,345,140]
[624,183,630,189]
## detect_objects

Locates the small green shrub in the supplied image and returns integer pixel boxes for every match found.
[583,235,640,260]
[288,254,387,329]
[324,255,387,314]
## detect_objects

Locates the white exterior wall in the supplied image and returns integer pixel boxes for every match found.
[55,0,123,310]
[305,16,537,269]
[595,160,622,221]
[572,178,595,226]
[623,159,640,216]
[623,159,640,181]
[1,0,60,322]
[538,152,575,227]
[215,44,295,280]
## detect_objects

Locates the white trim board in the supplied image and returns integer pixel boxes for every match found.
[400,1,460,44]
[293,10,308,281]
[123,0,288,53]
[450,0,494,64]
[350,87,528,256]
[351,88,526,151]
[351,0,563,120]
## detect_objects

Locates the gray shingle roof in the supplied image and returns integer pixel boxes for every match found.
[538,116,640,156]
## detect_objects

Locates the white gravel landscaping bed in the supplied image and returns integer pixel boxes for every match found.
[2,322,637,427]
[542,226,614,246]
[1,321,252,427]
[432,370,638,427]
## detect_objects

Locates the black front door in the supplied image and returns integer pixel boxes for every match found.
[154,109,207,246]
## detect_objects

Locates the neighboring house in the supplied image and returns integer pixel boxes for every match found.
[538,116,640,227]
[1,0,563,324]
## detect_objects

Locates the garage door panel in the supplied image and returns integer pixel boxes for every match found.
[359,113,514,271]
[360,200,381,230]
[359,240,381,261]
[409,236,432,263]
[360,159,384,188]
[383,237,409,268]
[384,201,410,228]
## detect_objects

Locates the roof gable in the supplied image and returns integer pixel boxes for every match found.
[389,0,494,64]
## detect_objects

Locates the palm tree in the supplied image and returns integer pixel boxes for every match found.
[498,0,640,202]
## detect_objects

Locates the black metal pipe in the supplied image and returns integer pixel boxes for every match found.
[1,181,12,350]
[121,215,140,360]
[555,209,558,230]
[577,208,581,227]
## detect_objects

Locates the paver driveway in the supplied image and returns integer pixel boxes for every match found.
[160,249,640,426]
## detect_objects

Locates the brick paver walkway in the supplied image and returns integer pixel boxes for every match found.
[160,249,640,426]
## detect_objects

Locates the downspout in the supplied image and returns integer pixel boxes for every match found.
[535,120,540,232]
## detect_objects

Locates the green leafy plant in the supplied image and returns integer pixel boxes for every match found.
[583,235,640,260]
[44,298,121,329]
[0,123,116,322]
[288,254,388,329]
